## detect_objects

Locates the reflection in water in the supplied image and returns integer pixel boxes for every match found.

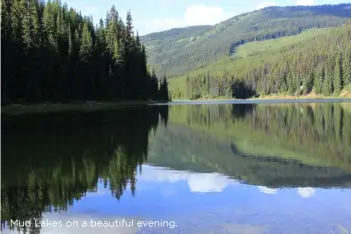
[2,102,351,233]
[139,166,236,193]
[297,187,316,198]
[1,106,169,233]
[257,186,278,195]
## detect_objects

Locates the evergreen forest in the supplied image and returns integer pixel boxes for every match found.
[169,22,351,99]
[1,0,170,104]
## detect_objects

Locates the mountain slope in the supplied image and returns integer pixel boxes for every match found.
[141,25,211,73]
[168,21,351,99]
[141,4,351,77]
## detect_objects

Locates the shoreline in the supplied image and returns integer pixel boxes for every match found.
[172,92,351,102]
[1,100,166,115]
[2,94,351,115]
[251,92,351,100]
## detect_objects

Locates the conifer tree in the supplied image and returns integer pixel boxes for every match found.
[1,0,10,40]
[125,11,134,50]
[11,0,26,42]
[343,47,351,86]
[159,77,170,101]
[322,67,333,95]
[79,23,92,62]
[314,65,324,94]
[67,24,73,55]
[287,69,295,95]
[42,1,56,48]
[334,54,342,94]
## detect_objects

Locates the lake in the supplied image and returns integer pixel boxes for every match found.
[2,100,351,234]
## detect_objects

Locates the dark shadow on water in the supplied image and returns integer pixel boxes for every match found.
[1,105,169,232]
[231,104,255,118]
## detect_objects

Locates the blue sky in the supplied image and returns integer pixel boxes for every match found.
[62,0,349,35]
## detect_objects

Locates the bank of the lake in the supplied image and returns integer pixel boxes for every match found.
[3,94,351,115]
[172,90,351,102]
[1,100,169,115]
[253,89,351,100]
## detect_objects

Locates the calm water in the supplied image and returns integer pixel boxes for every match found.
[2,101,351,234]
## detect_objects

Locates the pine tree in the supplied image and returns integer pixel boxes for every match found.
[314,65,324,94]
[125,10,134,51]
[11,0,26,42]
[106,7,120,64]
[280,71,288,93]
[334,53,342,95]
[1,0,12,41]
[56,3,64,36]
[342,47,351,86]
[159,77,169,101]
[42,1,56,47]
[322,67,333,95]
[22,0,40,48]
[74,29,80,51]
[287,69,295,95]
[295,74,301,96]
[68,24,73,56]
[79,23,92,62]
[97,19,106,50]
[303,72,313,95]
[141,45,148,77]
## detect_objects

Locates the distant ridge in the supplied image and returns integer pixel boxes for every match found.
[141,3,351,77]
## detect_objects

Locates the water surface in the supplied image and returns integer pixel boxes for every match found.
[2,101,351,234]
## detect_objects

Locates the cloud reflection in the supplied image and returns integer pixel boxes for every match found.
[257,186,278,194]
[297,187,315,198]
[140,166,237,193]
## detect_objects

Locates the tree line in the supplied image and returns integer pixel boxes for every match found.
[1,0,170,104]
[171,22,351,99]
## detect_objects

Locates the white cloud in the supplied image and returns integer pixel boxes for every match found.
[141,5,234,35]
[296,0,316,5]
[140,166,238,193]
[297,187,315,198]
[184,5,230,26]
[257,186,278,194]
[255,1,277,10]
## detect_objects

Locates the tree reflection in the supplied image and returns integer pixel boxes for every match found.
[1,105,169,232]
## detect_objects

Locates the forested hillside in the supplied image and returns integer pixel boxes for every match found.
[141,4,351,77]
[1,0,169,104]
[170,21,351,99]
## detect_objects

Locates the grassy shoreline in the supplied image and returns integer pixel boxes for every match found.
[1,100,165,115]
[171,84,351,101]
[252,91,351,100]
[172,91,351,102]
